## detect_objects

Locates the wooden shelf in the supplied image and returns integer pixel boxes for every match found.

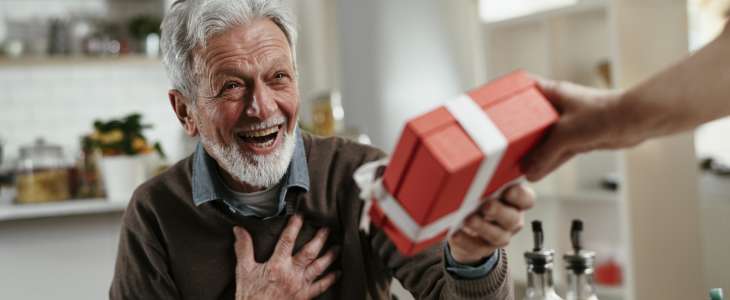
[595,285,626,298]
[0,55,163,67]
[0,198,129,222]
[558,189,619,203]
[537,189,619,203]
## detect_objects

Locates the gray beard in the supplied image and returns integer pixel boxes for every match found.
[199,120,295,189]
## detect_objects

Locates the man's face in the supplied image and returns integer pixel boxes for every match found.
[190,18,299,188]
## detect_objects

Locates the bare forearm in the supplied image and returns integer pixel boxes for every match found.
[523,23,730,181]
[620,22,730,138]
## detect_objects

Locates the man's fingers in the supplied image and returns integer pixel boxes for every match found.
[233,226,256,274]
[525,148,577,182]
[522,123,574,181]
[307,270,341,299]
[304,245,341,282]
[272,212,304,259]
[464,214,513,247]
[501,184,536,210]
[448,230,497,260]
[529,74,569,109]
[479,201,522,233]
[292,226,330,269]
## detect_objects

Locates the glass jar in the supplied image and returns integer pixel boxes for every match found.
[15,139,71,203]
[312,91,344,137]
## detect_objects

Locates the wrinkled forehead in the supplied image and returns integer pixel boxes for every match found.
[191,18,293,73]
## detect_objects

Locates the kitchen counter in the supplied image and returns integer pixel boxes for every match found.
[0,198,129,221]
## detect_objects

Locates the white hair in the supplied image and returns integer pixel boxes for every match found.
[160,0,298,103]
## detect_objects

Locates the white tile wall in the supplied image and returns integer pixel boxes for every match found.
[0,61,195,164]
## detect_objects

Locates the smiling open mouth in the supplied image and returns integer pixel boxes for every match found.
[237,125,280,148]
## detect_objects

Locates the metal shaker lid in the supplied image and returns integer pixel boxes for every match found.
[564,250,596,271]
[564,219,596,273]
[524,220,555,273]
[19,138,63,158]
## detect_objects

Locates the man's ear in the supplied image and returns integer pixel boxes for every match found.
[169,90,199,137]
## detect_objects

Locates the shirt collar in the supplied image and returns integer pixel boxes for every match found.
[192,126,310,213]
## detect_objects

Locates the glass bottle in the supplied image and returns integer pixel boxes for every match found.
[524,220,563,300]
[564,219,599,300]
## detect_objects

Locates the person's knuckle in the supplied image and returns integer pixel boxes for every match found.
[480,226,499,243]
[507,208,522,224]
[279,238,294,251]
[507,186,522,199]
[299,246,316,260]
[514,218,524,233]
[522,198,535,210]
[310,263,324,277]
[481,231,498,245]
[269,261,287,274]
[495,233,511,247]
[491,201,505,215]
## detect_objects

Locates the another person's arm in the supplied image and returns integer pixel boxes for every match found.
[522,21,730,181]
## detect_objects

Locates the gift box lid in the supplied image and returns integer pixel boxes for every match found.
[382,70,558,227]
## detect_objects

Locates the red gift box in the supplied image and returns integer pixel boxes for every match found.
[367,70,558,256]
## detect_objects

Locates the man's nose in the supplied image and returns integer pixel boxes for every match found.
[245,83,277,120]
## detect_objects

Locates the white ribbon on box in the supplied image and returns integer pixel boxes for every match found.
[355,94,522,242]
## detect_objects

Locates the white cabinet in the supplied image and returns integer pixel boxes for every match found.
[482,1,705,299]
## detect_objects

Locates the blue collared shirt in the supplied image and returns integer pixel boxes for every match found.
[191,126,497,278]
[192,127,309,219]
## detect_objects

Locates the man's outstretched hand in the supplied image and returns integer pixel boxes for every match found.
[521,76,642,181]
[233,212,341,300]
[447,184,536,265]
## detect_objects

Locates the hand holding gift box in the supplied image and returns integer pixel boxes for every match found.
[355,70,558,256]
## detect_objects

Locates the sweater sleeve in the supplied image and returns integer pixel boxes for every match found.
[109,209,182,300]
[368,224,513,300]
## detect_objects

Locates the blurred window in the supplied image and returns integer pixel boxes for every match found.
[478,0,578,23]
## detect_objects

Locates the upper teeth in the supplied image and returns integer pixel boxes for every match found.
[239,126,279,138]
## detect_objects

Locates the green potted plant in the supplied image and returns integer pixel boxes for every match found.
[90,114,164,202]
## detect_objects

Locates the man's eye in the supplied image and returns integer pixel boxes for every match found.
[275,74,284,79]
[225,83,238,89]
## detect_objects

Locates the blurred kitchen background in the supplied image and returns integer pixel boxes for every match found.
[0,0,729,299]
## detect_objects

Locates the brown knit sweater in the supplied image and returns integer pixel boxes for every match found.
[110,131,513,299]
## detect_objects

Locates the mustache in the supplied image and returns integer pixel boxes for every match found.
[231,116,287,133]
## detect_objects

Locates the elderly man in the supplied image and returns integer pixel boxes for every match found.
[110,0,535,299]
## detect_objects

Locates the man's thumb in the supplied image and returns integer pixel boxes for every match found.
[522,129,568,181]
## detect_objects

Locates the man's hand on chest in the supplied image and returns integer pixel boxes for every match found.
[233,212,342,300]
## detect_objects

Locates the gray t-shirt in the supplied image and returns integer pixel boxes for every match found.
[220,182,281,218]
